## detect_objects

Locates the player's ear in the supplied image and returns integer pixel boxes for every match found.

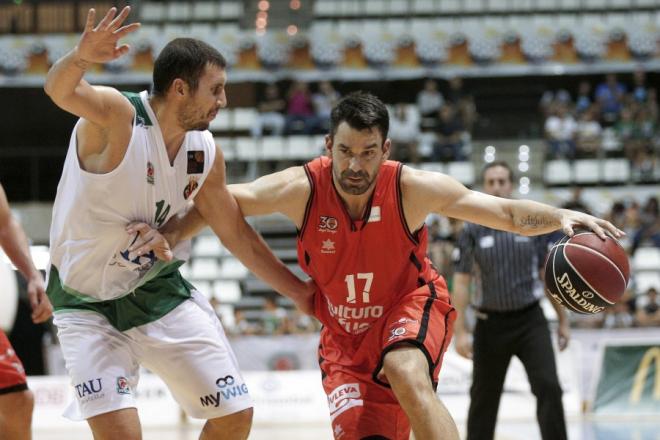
[324,134,333,154]
[382,138,391,161]
[172,78,187,97]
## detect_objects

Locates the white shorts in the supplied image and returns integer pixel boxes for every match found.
[53,290,252,421]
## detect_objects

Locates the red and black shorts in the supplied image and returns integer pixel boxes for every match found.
[0,330,28,395]
[318,279,456,440]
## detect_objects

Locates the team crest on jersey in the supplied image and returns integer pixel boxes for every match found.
[116,376,131,395]
[187,150,205,174]
[146,161,154,185]
[321,239,335,254]
[183,176,199,200]
[318,216,338,233]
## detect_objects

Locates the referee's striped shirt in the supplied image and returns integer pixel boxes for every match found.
[454,223,550,312]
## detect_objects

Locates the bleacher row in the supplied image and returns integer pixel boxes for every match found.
[544,158,660,186]
[1,10,658,75]
[138,0,659,22]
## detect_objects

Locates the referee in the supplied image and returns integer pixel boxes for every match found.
[453,161,569,440]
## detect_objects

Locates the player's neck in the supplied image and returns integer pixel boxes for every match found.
[334,179,375,221]
[150,96,187,165]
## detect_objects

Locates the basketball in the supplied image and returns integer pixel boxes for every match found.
[544,231,630,314]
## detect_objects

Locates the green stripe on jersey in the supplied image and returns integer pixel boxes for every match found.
[47,264,195,331]
[121,91,153,126]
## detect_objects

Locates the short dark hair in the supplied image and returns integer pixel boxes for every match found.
[152,38,226,96]
[482,160,515,183]
[329,91,389,140]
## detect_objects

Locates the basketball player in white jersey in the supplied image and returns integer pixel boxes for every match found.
[44,7,314,439]
[0,183,52,440]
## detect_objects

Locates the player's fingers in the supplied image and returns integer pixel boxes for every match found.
[127,222,152,236]
[135,241,172,261]
[108,6,131,31]
[599,219,625,238]
[128,234,150,252]
[32,301,52,323]
[84,9,96,32]
[587,220,607,240]
[28,289,38,310]
[95,7,117,31]
[562,222,574,237]
[114,23,141,38]
[114,44,131,58]
[131,241,156,258]
[125,221,148,235]
[128,228,156,252]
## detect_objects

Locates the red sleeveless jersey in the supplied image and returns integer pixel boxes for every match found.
[297,156,441,336]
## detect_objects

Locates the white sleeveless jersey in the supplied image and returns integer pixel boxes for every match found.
[49,90,216,301]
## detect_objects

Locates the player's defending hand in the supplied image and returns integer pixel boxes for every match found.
[28,274,52,324]
[75,6,140,65]
[126,222,174,262]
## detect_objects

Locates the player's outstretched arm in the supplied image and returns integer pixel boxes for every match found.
[194,148,314,311]
[129,166,311,257]
[228,166,310,227]
[0,185,52,323]
[44,7,138,128]
[402,167,624,238]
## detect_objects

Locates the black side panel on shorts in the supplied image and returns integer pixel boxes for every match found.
[0,383,28,395]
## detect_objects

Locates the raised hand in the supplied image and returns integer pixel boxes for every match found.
[75,6,140,65]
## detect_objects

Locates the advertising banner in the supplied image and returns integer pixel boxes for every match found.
[593,344,660,414]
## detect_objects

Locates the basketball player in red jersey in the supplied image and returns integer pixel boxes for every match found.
[130,92,623,439]
[0,183,53,439]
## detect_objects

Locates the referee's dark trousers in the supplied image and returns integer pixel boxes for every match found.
[466,302,567,440]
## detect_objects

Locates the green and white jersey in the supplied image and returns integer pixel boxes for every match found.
[47,90,216,329]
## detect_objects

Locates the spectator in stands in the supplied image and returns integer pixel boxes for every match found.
[389,103,420,163]
[645,88,658,119]
[432,104,466,162]
[544,102,577,159]
[606,201,627,231]
[561,187,592,215]
[285,80,318,134]
[575,81,592,115]
[230,310,258,336]
[417,78,444,130]
[631,196,660,255]
[603,300,634,329]
[447,76,477,132]
[312,80,341,133]
[261,295,288,335]
[252,83,286,137]
[615,105,637,158]
[289,308,320,333]
[634,106,657,143]
[635,287,660,327]
[631,145,657,182]
[595,73,626,126]
[539,89,571,118]
[632,68,648,104]
[575,106,602,157]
